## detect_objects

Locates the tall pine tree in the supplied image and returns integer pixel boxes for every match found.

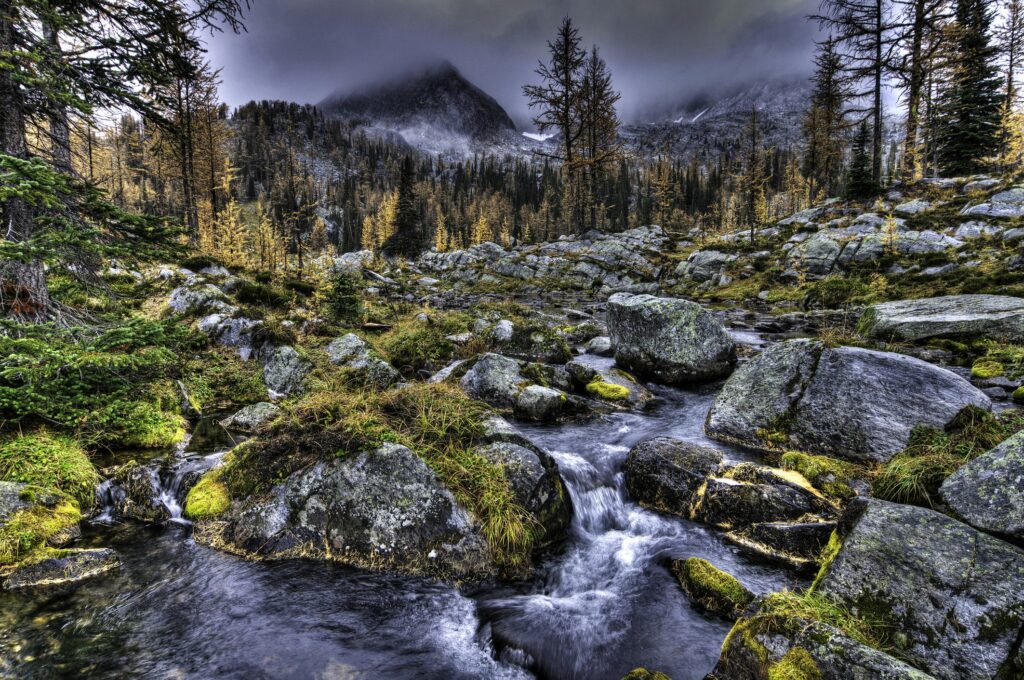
[934,0,1004,174]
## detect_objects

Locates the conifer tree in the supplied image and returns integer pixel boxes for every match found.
[934,0,1004,174]
[382,156,423,257]
[804,37,849,197]
[847,121,878,196]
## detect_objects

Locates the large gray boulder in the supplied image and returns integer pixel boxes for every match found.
[677,250,736,282]
[706,341,991,463]
[460,353,524,408]
[785,234,842,277]
[325,334,401,389]
[220,402,282,433]
[513,385,568,422]
[167,283,231,315]
[962,186,1024,218]
[859,295,1024,342]
[816,498,1024,680]
[261,345,312,398]
[624,438,724,515]
[940,431,1024,542]
[607,293,736,384]
[222,443,493,579]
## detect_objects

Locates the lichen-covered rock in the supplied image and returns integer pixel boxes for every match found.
[725,521,837,571]
[3,548,120,590]
[940,430,1024,542]
[325,334,401,390]
[221,444,493,580]
[167,283,231,315]
[513,385,567,422]
[695,478,823,530]
[196,314,263,359]
[261,345,312,398]
[585,336,613,356]
[624,438,723,515]
[816,498,1024,680]
[711,608,936,680]
[565,359,655,410]
[460,353,524,408]
[474,441,572,547]
[962,186,1024,218]
[858,295,1024,343]
[677,250,736,282]
[220,402,282,433]
[785,233,842,277]
[706,340,991,463]
[607,293,736,385]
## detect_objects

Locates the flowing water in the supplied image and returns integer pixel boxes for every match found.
[0,359,801,680]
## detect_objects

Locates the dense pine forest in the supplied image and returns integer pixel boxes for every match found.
[3,1,1024,679]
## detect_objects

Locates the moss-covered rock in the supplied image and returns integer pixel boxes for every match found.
[586,378,630,401]
[0,495,82,566]
[2,547,120,589]
[621,669,671,680]
[971,359,1004,379]
[767,647,821,680]
[672,557,753,619]
[623,437,723,516]
[184,473,231,520]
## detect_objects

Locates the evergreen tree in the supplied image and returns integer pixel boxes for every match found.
[382,156,423,257]
[847,121,879,197]
[934,0,1004,174]
[803,37,849,197]
[579,46,622,231]
[0,0,247,321]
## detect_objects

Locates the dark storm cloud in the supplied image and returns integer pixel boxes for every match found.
[205,0,821,126]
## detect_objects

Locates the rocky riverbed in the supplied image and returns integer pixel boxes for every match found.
[3,176,1024,679]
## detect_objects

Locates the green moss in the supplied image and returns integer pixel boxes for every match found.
[0,500,81,565]
[767,647,822,680]
[586,379,631,401]
[184,473,231,519]
[760,590,891,651]
[674,557,754,618]
[1014,386,1024,404]
[810,531,843,592]
[0,431,98,507]
[874,406,1024,507]
[621,669,672,680]
[971,359,1004,379]
[780,452,860,500]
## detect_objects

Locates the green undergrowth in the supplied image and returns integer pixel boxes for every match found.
[971,344,1024,381]
[759,590,892,651]
[873,406,1024,507]
[0,318,199,449]
[373,312,471,377]
[0,431,98,507]
[181,347,267,413]
[215,381,539,569]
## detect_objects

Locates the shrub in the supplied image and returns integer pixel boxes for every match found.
[90,400,187,449]
[326,272,362,324]
[377,323,455,377]
[283,278,316,297]
[235,281,289,307]
[181,255,223,272]
[804,276,869,310]
[0,431,98,506]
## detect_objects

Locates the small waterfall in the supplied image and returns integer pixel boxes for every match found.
[93,434,227,526]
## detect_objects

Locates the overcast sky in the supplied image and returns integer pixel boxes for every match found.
[205,0,821,127]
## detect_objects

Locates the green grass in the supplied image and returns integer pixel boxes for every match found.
[759,590,891,651]
[873,406,1024,507]
[0,431,98,507]
[767,647,822,680]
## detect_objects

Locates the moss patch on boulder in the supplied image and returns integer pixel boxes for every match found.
[0,500,81,565]
[586,378,631,401]
[780,452,861,500]
[184,473,231,520]
[767,647,822,680]
[672,557,754,619]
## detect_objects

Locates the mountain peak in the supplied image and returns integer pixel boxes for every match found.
[318,60,516,153]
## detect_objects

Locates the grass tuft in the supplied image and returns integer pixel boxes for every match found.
[767,647,822,680]
[184,473,231,520]
[0,431,98,507]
